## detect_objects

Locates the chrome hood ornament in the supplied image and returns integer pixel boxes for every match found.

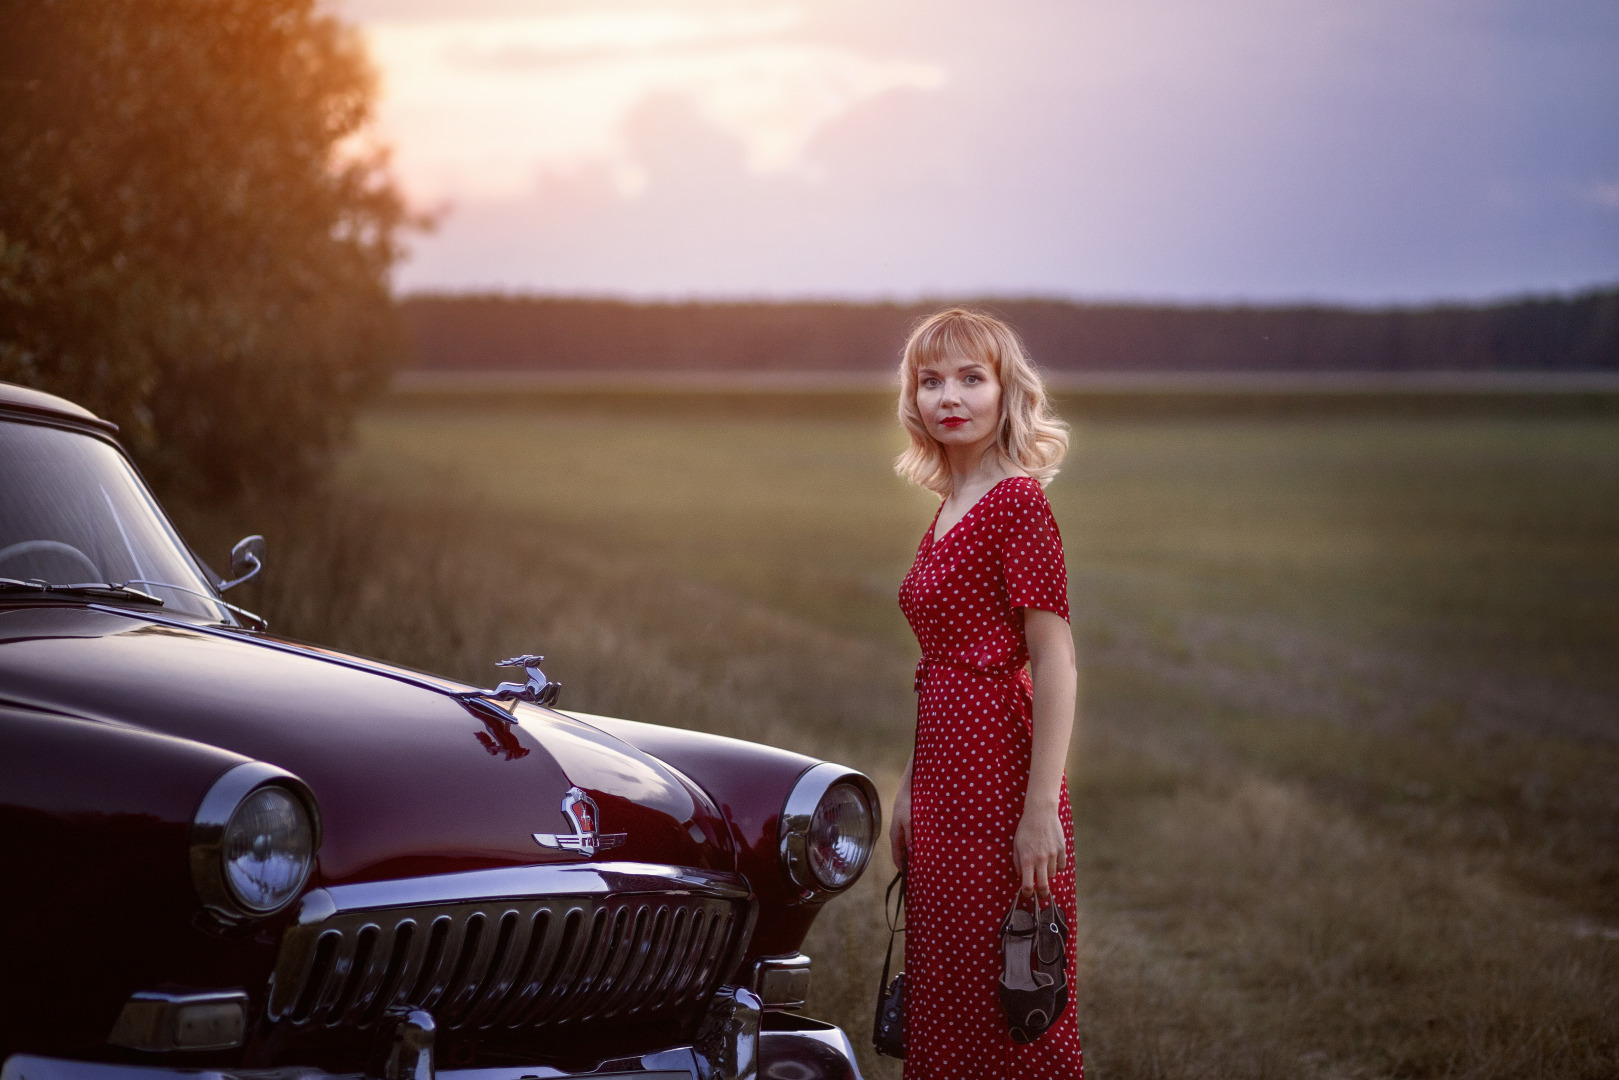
[534,786,626,856]
[459,654,561,715]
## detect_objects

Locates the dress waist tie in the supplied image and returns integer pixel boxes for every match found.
[913,655,1023,693]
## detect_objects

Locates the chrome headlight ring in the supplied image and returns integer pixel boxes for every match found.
[190,761,321,925]
[778,762,881,903]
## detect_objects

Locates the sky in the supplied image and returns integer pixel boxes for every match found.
[340,0,1619,303]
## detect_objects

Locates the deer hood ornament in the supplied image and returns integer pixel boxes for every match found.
[462,654,562,713]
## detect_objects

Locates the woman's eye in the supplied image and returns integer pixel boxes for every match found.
[964,375,980,384]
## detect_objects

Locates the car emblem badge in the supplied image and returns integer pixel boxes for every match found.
[534,786,626,856]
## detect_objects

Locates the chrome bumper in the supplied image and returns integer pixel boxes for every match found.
[0,996,863,1080]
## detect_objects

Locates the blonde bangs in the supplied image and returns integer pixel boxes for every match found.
[894,308,1069,496]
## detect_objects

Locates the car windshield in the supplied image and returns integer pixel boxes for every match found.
[0,419,229,622]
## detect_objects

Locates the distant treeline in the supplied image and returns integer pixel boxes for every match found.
[402,289,1619,373]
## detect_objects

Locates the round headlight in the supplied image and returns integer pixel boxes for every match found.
[221,786,314,913]
[779,763,880,900]
[806,783,874,891]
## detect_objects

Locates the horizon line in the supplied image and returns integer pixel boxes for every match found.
[391,369,1619,395]
[393,282,1619,313]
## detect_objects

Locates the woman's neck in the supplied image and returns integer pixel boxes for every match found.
[945,443,1019,502]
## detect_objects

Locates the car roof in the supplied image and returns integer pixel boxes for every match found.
[0,380,119,434]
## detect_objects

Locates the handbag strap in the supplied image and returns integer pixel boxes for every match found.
[880,870,906,986]
[1004,887,1038,925]
[1005,888,1060,922]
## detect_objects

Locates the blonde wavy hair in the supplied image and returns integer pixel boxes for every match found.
[895,308,1069,495]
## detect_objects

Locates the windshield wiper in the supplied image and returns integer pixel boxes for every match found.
[0,577,165,606]
[123,578,267,630]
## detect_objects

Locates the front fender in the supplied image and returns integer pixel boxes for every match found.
[0,706,259,1058]
[564,713,872,960]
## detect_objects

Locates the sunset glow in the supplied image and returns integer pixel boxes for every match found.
[342,0,1619,301]
[364,5,944,200]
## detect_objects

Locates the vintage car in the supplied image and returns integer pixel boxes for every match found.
[0,381,879,1080]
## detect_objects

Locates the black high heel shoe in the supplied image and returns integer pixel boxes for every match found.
[998,892,1068,1043]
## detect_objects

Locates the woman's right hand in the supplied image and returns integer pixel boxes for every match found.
[890,784,912,869]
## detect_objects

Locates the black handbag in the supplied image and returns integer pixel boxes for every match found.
[872,870,906,1058]
[998,891,1069,1044]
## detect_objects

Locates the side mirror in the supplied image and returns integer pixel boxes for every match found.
[220,535,265,592]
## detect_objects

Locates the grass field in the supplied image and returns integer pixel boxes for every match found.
[175,404,1619,1079]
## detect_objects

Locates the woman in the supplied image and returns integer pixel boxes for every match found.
[891,308,1082,1078]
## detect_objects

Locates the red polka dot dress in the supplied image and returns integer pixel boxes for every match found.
[897,475,1082,1080]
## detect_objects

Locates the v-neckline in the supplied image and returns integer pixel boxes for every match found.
[928,476,1018,549]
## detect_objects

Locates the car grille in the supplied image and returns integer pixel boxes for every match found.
[267,866,752,1032]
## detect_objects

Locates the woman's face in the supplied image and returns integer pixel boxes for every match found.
[915,352,1002,454]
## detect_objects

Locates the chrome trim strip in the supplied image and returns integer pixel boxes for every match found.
[0,1012,864,1080]
[298,863,749,923]
[776,764,881,903]
[0,1055,698,1080]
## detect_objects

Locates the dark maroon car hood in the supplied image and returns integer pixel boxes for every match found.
[0,603,733,884]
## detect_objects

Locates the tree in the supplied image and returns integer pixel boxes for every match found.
[0,0,413,494]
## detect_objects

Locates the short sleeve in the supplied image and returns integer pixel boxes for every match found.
[1000,478,1070,621]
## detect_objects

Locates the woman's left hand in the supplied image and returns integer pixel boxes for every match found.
[1013,795,1066,906]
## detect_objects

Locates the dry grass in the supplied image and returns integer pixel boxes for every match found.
[168,407,1619,1079]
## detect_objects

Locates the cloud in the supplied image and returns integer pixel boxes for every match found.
[437,7,804,64]
[1584,181,1619,210]
[363,4,945,201]
[358,0,1619,301]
